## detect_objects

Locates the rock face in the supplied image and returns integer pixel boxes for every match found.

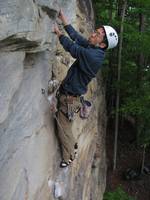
[0,0,107,200]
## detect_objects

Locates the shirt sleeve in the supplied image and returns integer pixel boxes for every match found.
[59,35,105,78]
[64,24,89,47]
[59,35,87,59]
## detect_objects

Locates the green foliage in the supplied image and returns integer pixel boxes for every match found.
[92,0,150,146]
[103,187,136,200]
[138,122,150,146]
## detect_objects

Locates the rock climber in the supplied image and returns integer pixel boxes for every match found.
[53,10,118,167]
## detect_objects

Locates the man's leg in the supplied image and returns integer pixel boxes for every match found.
[56,95,78,167]
[57,110,76,162]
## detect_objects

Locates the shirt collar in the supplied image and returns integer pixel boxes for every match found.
[88,44,105,51]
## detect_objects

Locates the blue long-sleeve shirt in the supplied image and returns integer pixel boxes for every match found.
[59,24,105,95]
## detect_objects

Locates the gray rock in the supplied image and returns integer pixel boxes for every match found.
[0,0,38,40]
[0,52,25,124]
[0,0,57,52]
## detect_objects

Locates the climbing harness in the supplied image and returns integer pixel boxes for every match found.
[66,95,80,121]
[56,90,92,120]
[56,90,81,121]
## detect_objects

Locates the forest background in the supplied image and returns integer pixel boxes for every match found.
[92,0,150,199]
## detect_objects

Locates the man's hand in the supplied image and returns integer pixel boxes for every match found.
[58,9,69,26]
[53,24,63,37]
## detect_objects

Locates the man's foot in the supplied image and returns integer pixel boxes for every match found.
[60,157,74,168]
[60,160,68,168]
[60,144,78,168]
[74,143,78,149]
[74,143,78,158]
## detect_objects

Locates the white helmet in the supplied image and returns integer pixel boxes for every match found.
[103,25,118,49]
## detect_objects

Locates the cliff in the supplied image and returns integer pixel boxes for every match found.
[0,0,107,199]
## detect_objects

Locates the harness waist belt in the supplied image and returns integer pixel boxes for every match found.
[59,89,80,97]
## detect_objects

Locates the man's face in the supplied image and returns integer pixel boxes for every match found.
[88,27,106,46]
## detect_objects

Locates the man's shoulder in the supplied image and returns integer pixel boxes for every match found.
[86,46,105,57]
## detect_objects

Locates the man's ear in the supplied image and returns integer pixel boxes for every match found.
[99,42,107,49]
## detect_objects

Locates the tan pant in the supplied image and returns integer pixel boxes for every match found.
[56,94,81,161]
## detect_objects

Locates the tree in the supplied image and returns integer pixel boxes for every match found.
[113,0,127,171]
[92,0,150,171]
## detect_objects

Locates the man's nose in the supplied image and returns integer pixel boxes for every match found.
[91,32,96,37]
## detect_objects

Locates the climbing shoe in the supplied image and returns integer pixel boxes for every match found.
[60,160,68,168]
[74,143,78,158]
[60,156,74,168]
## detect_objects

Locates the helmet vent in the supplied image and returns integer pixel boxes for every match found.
[109,32,115,36]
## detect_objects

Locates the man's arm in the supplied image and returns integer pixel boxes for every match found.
[58,10,89,47]
[64,25,89,47]
[54,24,105,77]
[53,24,86,58]
[59,34,85,59]
[59,35,104,78]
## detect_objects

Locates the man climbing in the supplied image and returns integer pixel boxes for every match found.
[53,10,118,167]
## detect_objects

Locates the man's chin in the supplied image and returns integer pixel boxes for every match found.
[88,39,92,44]
[88,41,95,45]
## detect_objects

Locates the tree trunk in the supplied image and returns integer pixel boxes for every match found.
[141,144,146,174]
[108,0,113,23]
[113,0,127,171]
[137,13,145,88]
[106,0,114,115]
[136,13,145,145]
